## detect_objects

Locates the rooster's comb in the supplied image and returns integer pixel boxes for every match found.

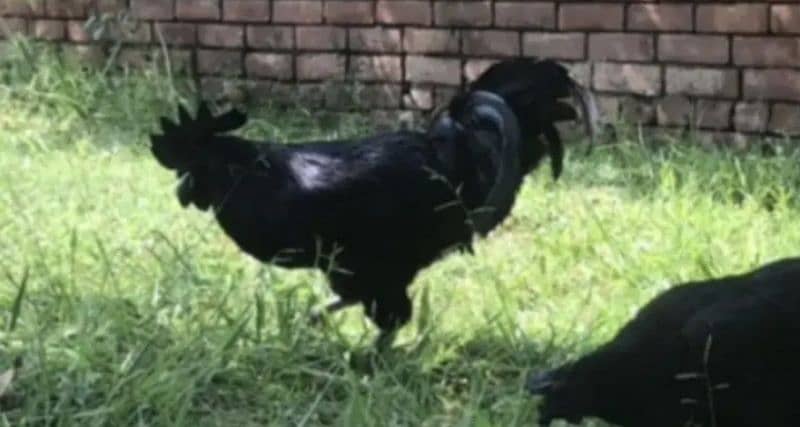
[150,101,248,170]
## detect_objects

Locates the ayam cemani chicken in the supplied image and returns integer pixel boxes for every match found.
[150,58,597,347]
[527,257,800,427]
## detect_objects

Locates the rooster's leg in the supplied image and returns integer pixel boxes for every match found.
[366,295,410,350]
[374,329,398,351]
[309,298,357,325]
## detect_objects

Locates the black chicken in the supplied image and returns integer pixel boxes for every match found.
[527,258,800,426]
[150,58,597,346]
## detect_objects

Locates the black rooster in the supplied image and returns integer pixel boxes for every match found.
[527,258,800,426]
[150,58,597,346]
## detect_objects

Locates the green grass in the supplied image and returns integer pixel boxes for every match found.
[2,39,800,426]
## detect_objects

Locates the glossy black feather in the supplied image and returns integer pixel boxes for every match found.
[455,58,588,177]
[528,258,800,427]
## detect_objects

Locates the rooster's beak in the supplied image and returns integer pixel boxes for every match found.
[176,172,194,207]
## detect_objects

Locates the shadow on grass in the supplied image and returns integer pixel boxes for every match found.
[3,284,581,426]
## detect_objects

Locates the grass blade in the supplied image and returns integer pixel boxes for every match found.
[5,267,28,332]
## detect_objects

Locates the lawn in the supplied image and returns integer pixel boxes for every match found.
[2,41,800,427]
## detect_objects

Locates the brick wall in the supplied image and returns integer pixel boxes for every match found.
[2,1,800,135]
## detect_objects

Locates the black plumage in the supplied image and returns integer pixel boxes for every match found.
[149,58,596,345]
[527,258,800,427]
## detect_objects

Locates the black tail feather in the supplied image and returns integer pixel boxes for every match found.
[178,104,192,125]
[542,124,564,179]
[466,57,598,159]
[463,91,522,234]
[429,58,599,233]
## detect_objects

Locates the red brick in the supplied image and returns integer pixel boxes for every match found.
[46,0,89,18]
[695,100,732,130]
[701,131,749,149]
[176,0,219,20]
[665,66,738,98]
[155,22,196,46]
[245,81,297,105]
[404,28,459,54]
[131,0,174,20]
[349,28,402,53]
[321,83,357,110]
[744,69,800,102]
[658,35,729,65]
[197,49,242,76]
[733,37,800,67]
[296,26,346,50]
[117,48,151,69]
[406,56,461,85]
[158,48,194,74]
[223,0,270,22]
[32,19,63,40]
[1,0,45,16]
[589,33,654,62]
[199,77,225,99]
[560,4,623,31]
[589,95,619,123]
[734,102,768,133]
[0,18,27,37]
[356,84,403,109]
[204,78,249,103]
[628,4,692,32]
[245,53,293,80]
[772,5,800,35]
[376,1,430,25]
[462,30,519,56]
[619,96,656,125]
[92,0,126,15]
[273,0,322,24]
[770,104,800,135]
[350,55,403,82]
[163,49,193,72]
[62,44,105,66]
[119,48,192,72]
[656,95,692,127]
[325,0,373,24]
[295,83,325,107]
[199,24,244,47]
[434,86,458,108]
[403,86,433,110]
[565,62,590,86]
[464,59,496,81]
[296,54,346,80]
[494,2,555,29]
[696,4,768,34]
[66,20,90,42]
[523,32,584,60]
[434,1,491,27]
[106,20,151,43]
[593,63,661,96]
[247,26,294,50]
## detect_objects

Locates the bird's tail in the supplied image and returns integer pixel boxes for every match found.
[427,58,598,234]
[465,58,599,177]
[426,86,525,234]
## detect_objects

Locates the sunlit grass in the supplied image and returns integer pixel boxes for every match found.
[1,39,800,426]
